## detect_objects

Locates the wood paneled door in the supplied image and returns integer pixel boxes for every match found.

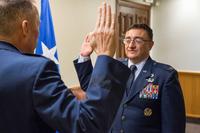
[116,0,151,58]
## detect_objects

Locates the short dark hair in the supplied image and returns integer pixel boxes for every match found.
[0,0,38,36]
[126,23,153,40]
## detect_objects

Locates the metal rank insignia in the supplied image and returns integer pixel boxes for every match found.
[144,108,152,117]
[146,73,155,83]
[139,83,159,99]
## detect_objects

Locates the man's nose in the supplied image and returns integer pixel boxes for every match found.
[128,40,136,46]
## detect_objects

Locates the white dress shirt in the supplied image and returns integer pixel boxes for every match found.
[128,57,148,81]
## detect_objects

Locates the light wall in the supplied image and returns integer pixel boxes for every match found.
[151,0,200,72]
[48,0,115,86]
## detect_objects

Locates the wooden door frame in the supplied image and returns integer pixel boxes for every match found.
[116,0,151,15]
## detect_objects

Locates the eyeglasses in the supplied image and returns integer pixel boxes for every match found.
[122,37,152,45]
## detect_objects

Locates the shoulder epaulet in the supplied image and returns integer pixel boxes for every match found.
[152,61,175,72]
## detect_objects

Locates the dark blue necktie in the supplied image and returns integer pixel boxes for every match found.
[126,65,137,95]
[130,65,137,77]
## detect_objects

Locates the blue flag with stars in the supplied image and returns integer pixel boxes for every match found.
[35,0,59,65]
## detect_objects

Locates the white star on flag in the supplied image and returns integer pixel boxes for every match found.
[41,42,59,64]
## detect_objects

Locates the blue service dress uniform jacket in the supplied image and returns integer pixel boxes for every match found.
[0,41,132,133]
[73,57,186,133]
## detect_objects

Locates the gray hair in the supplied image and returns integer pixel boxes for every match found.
[0,0,38,36]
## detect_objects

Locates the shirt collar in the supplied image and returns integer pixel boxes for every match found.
[128,57,148,70]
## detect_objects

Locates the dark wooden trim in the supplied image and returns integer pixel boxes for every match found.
[187,116,200,124]
[117,0,151,10]
[117,0,151,26]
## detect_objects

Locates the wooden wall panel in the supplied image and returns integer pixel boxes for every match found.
[178,71,200,118]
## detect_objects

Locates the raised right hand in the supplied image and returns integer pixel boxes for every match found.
[92,2,116,57]
[80,33,94,57]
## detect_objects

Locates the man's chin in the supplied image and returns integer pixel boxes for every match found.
[127,54,137,59]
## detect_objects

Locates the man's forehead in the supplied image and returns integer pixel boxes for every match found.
[125,29,147,36]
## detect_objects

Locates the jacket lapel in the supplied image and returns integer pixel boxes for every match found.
[125,57,154,103]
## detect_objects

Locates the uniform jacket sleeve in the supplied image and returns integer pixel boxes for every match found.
[33,55,131,133]
[161,70,186,133]
[73,59,93,91]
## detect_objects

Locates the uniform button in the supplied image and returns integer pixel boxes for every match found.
[121,115,125,120]
[120,129,124,133]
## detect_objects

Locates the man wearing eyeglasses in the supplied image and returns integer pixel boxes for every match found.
[74,23,186,133]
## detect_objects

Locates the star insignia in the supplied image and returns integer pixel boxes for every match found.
[41,42,59,64]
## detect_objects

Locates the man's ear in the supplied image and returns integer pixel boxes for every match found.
[149,41,154,50]
[21,20,29,36]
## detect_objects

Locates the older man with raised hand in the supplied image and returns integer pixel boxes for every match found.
[0,1,131,133]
